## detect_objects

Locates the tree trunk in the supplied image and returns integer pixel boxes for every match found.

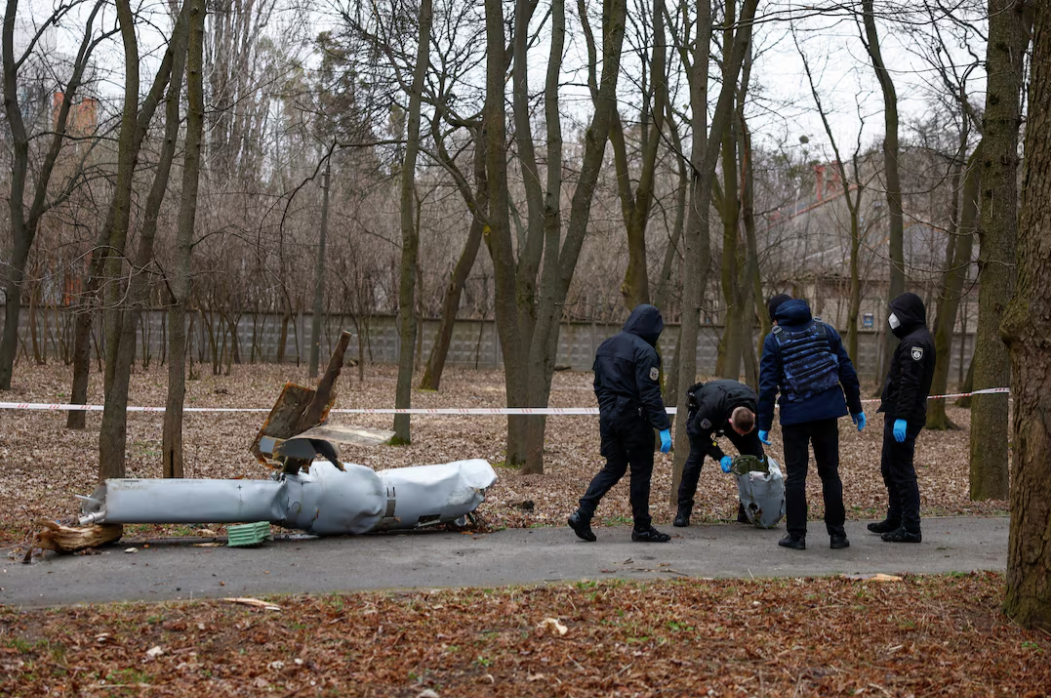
[520,0,624,474]
[66,1,179,427]
[715,2,744,381]
[671,0,758,502]
[308,158,331,379]
[480,0,521,465]
[161,0,204,480]
[99,0,190,482]
[1001,0,1051,631]
[970,0,1030,501]
[420,130,487,391]
[392,0,432,444]
[927,146,980,430]
[861,0,906,385]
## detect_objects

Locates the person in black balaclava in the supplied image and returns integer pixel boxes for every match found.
[569,304,673,544]
[871,292,936,543]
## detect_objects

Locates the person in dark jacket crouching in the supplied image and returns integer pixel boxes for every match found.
[871,292,936,543]
[673,379,763,527]
[758,295,865,551]
[569,304,673,543]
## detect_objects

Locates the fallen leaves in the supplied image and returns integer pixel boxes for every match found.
[1,572,1048,697]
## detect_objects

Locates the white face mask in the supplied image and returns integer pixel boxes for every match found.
[888,313,901,330]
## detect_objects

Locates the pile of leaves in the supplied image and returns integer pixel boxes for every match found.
[1,572,1047,696]
[0,363,1007,549]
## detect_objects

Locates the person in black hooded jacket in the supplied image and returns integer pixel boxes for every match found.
[871,292,935,543]
[673,379,763,527]
[569,304,673,544]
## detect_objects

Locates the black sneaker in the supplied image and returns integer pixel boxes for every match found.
[830,535,850,549]
[736,503,751,524]
[778,533,806,550]
[673,504,692,528]
[867,519,901,534]
[568,512,596,542]
[881,527,922,543]
[631,526,671,543]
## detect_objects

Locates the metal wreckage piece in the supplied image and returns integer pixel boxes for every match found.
[731,455,786,529]
[74,331,497,538]
[78,459,498,536]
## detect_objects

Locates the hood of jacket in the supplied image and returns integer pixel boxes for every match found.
[772,298,813,328]
[623,304,664,346]
[889,292,926,338]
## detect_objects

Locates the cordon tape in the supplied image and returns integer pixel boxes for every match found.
[0,387,1011,415]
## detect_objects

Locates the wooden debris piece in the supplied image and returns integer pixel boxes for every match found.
[223,597,281,611]
[33,520,123,554]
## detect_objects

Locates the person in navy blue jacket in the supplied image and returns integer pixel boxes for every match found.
[569,304,673,544]
[758,295,865,551]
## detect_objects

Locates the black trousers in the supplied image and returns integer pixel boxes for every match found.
[782,418,845,538]
[880,415,923,532]
[678,429,765,507]
[579,416,655,529]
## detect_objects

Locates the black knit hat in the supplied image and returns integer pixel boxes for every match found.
[767,293,792,322]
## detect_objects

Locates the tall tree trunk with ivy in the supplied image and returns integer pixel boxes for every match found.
[970,0,1030,500]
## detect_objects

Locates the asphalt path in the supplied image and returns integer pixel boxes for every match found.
[1,516,1008,608]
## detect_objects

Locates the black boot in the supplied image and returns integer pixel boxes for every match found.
[568,511,596,542]
[830,527,850,549]
[632,526,671,543]
[881,527,922,543]
[867,518,901,534]
[736,502,751,524]
[778,533,806,550]
[673,502,693,528]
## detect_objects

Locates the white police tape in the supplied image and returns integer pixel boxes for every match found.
[0,387,1012,415]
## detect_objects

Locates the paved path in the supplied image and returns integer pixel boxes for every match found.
[2,516,1008,608]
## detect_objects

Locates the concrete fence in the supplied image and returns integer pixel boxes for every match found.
[1,306,975,382]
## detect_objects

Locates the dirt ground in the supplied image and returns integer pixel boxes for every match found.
[0,362,1006,549]
[2,572,1049,697]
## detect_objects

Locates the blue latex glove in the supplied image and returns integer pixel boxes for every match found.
[720,455,733,473]
[659,429,672,453]
[893,419,908,443]
[851,412,866,432]
[758,430,771,445]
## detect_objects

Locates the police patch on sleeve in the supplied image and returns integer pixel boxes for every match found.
[700,418,712,429]
[649,366,659,381]
[911,347,924,361]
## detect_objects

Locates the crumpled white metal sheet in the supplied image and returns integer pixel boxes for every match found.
[735,457,786,529]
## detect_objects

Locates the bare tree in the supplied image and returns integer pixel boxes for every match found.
[671,0,759,501]
[391,0,433,444]
[308,159,332,378]
[927,145,980,429]
[161,0,206,479]
[795,31,868,364]
[481,0,630,473]
[859,0,906,383]
[969,0,1032,500]
[1,0,109,390]
[610,0,668,310]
